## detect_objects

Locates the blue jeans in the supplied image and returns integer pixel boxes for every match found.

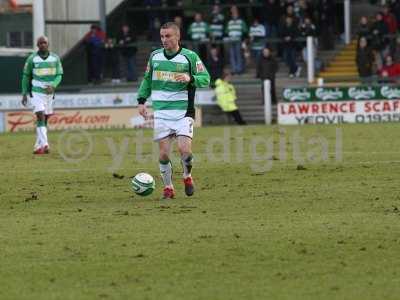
[283,47,298,75]
[265,24,278,50]
[229,41,244,74]
[122,55,137,81]
[265,24,278,38]
[251,49,262,64]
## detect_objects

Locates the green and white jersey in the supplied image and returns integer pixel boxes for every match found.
[249,24,266,50]
[137,47,210,121]
[210,13,225,40]
[22,52,63,95]
[188,21,209,41]
[226,18,248,41]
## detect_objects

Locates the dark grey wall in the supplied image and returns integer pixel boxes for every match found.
[0,12,32,47]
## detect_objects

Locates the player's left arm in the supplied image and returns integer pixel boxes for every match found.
[21,54,34,106]
[189,52,210,88]
[47,56,63,94]
[52,56,64,88]
[21,54,33,96]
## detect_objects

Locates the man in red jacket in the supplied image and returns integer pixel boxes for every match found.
[379,55,400,78]
[84,25,106,83]
[382,5,397,34]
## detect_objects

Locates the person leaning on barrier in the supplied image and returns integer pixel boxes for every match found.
[84,24,106,84]
[257,47,278,104]
[117,24,138,82]
[104,37,121,84]
[214,69,247,126]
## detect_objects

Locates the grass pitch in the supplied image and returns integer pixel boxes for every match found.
[1,124,400,300]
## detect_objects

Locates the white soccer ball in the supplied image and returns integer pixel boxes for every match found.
[131,173,155,196]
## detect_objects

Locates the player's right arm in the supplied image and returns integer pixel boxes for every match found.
[21,54,34,106]
[137,54,153,119]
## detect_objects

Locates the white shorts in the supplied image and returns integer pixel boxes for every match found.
[154,117,194,141]
[30,92,54,115]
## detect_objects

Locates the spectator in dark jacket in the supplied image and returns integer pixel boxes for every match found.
[317,0,335,50]
[357,16,371,42]
[257,47,279,104]
[263,0,282,39]
[280,16,301,78]
[207,46,224,87]
[84,25,106,83]
[356,37,374,83]
[117,24,138,81]
[370,13,389,54]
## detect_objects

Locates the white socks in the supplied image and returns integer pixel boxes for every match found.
[39,126,48,147]
[159,160,173,187]
[35,121,48,150]
[34,127,41,150]
[181,154,193,178]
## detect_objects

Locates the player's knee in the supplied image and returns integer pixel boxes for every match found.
[178,146,191,157]
[159,152,169,161]
[36,112,45,121]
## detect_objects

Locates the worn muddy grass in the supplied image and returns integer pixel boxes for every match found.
[1,123,400,300]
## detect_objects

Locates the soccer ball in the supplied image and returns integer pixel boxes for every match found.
[131,173,155,196]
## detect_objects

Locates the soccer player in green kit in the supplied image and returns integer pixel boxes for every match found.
[21,36,63,154]
[137,22,210,199]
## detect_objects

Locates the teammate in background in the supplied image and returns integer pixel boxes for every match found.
[137,22,210,199]
[21,36,63,154]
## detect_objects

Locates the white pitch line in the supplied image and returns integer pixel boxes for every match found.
[2,159,400,175]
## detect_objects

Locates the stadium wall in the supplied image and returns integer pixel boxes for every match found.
[45,0,124,57]
[0,54,28,94]
[0,12,31,46]
[0,90,216,132]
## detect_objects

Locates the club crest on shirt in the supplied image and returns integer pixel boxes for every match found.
[196,60,205,72]
[176,63,185,72]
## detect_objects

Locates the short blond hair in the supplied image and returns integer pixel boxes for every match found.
[160,22,180,34]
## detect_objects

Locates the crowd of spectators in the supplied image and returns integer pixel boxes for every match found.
[84,24,138,84]
[356,1,400,82]
[83,0,341,85]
